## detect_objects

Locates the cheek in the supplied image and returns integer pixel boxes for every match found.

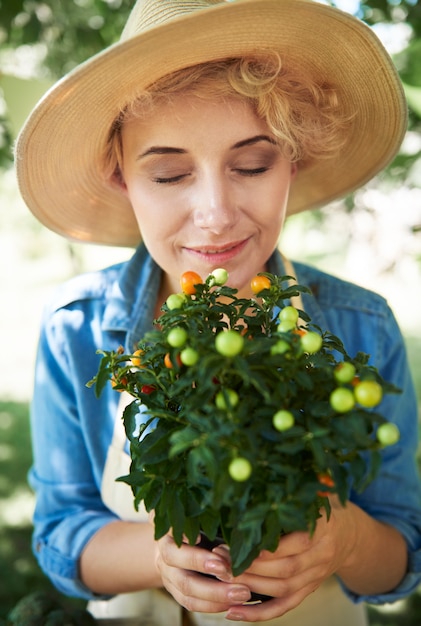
[256,185,289,224]
[128,193,181,261]
[124,185,161,228]
[126,180,186,219]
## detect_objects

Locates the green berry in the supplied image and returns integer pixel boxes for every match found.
[271,339,291,355]
[166,293,185,310]
[330,387,355,413]
[210,268,229,286]
[215,389,239,410]
[334,362,356,384]
[228,457,252,482]
[215,330,244,357]
[354,380,383,408]
[277,319,296,333]
[180,347,199,366]
[300,331,323,354]
[273,409,295,431]
[167,327,188,348]
[279,306,299,325]
[377,423,400,446]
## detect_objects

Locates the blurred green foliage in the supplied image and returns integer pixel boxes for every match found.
[0,401,86,620]
[0,0,133,74]
[361,0,421,34]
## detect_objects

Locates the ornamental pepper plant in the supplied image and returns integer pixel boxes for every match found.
[88,269,400,576]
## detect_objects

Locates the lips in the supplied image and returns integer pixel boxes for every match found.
[185,239,249,264]
[193,242,241,254]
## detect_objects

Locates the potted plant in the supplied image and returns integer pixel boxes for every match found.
[88,269,400,577]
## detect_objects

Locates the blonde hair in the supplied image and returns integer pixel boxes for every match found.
[103,53,350,182]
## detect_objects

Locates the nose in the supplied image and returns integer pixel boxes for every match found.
[193,173,237,234]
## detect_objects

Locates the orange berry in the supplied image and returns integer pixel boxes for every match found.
[131,348,145,368]
[317,473,335,497]
[164,352,182,368]
[293,328,307,337]
[180,271,203,295]
[250,275,271,295]
[111,375,128,392]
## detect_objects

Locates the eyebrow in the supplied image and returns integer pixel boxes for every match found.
[137,146,186,160]
[231,134,277,150]
[137,135,276,160]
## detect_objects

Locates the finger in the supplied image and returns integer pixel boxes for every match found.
[256,530,315,560]
[247,520,335,578]
[236,537,336,599]
[163,566,251,613]
[253,508,333,563]
[180,533,201,545]
[237,562,326,602]
[156,535,251,613]
[212,538,319,586]
[159,534,231,576]
[225,581,319,623]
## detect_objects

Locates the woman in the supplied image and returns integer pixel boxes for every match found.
[15,1,421,624]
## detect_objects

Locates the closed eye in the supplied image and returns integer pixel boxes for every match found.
[234,166,271,176]
[152,174,189,184]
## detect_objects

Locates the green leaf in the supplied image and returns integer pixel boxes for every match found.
[87,353,112,396]
[293,369,314,390]
[144,478,164,512]
[122,401,141,442]
[308,438,328,466]
[183,515,202,546]
[137,426,174,464]
[229,525,262,576]
[199,509,221,540]
[187,445,217,485]
[116,470,146,487]
[237,503,272,526]
[154,508,171,541]
[260,511,282,552]
[348,455,368,489]
[169,426,200,457]
[168,488,186,545]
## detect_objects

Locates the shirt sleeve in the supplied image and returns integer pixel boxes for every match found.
[339,305,421,604]
[29,302,119,600]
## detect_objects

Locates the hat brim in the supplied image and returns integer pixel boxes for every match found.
[15,0,407,247]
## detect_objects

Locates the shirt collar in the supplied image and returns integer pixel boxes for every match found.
[102,243,162,352]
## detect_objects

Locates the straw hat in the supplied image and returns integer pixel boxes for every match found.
[15,0,407,247]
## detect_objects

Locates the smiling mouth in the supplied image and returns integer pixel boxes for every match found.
[189,240,247,254]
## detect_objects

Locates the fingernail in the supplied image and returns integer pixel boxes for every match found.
[226,610,246,621]
[212,544,230,558]
[227,587,251,603]
[205,558,230,577]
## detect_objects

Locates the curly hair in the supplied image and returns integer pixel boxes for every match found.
[102,53,351,183]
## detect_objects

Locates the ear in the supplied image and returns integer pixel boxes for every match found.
[109,167,129,196]
[290,162,298,180]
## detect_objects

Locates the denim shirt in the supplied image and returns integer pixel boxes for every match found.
[29,244,421,602]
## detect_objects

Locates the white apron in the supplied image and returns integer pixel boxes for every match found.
[88,260,368,626]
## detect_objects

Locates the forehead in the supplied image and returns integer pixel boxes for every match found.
[121,94,271,146]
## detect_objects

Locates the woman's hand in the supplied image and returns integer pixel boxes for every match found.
[155,533,252,614]
[207,497,351,621]
[211,498,407,622]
